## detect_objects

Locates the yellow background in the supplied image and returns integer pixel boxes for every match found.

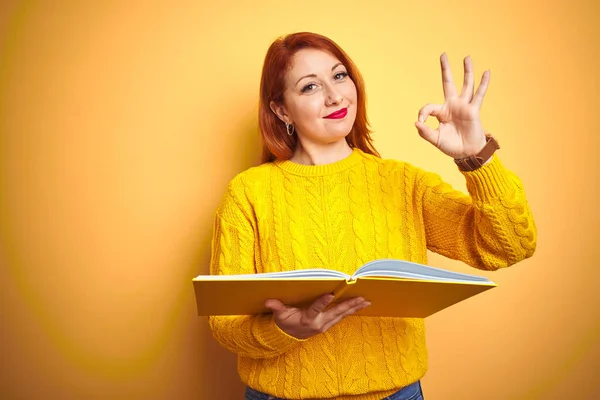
[1,1,598,399]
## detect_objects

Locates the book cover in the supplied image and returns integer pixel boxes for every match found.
[193,259,496,318]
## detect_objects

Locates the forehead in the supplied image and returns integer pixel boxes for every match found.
[287,49,342,78]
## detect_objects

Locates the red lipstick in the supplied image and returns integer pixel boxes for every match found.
[324,107,348,119]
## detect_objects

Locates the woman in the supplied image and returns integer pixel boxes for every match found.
[208,32,537,400]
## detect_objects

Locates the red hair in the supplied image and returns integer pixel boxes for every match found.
[258,32,380,163]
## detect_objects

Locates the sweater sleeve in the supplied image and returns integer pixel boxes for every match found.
[416,155,537,270]
[207,181,305,359]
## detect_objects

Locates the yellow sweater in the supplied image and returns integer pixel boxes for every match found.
[208,148,537,400]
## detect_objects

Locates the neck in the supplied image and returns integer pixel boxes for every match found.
[290,139,353,166]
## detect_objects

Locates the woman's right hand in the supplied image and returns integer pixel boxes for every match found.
[265,294,371,339]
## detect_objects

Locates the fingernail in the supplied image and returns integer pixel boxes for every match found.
[419,116,424,123]
[364,302,371,307]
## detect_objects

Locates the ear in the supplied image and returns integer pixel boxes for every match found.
[269,100,291,125]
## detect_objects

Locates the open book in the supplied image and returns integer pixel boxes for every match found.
[193,259,496,318]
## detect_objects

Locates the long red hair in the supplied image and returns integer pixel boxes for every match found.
[258,32,380,163]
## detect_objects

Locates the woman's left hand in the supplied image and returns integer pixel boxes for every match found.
[415,53,490,159]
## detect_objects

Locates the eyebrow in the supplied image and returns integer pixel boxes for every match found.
[295,62,344,86]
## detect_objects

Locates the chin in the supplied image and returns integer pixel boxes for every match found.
[324,132,352,145]
[328,126,353,139]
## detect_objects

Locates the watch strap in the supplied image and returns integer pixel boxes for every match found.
[454,135,500,171]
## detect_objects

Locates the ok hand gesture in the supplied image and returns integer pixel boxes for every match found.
[415,53,490,159]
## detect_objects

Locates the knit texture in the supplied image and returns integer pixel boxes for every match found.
[208,148,537,399]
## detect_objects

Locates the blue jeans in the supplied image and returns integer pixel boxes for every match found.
[244,380,424,400]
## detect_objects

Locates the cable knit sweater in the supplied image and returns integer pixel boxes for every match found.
[207,148,537,400]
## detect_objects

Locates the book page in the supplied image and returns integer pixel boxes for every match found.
[353,259,492,283]
[198,269,350,280]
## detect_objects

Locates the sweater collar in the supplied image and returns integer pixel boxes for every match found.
[274,147,364,177]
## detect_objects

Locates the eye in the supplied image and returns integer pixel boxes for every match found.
[334,71,349,80]
[301,83,317,93]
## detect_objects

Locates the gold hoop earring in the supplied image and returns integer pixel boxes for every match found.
[285,122,295,136]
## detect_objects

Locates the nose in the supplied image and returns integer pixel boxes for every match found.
[324,85,343,106]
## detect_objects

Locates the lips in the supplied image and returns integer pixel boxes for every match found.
[324,107,348,119]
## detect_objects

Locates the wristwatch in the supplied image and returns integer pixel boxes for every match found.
[453,135,500,171]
